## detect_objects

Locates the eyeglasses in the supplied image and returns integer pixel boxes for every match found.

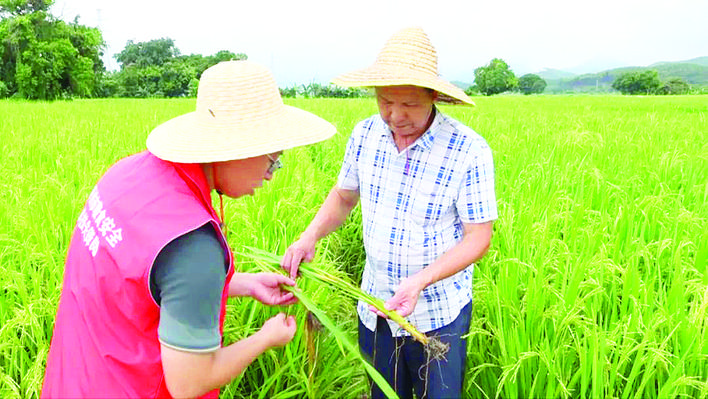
[266,154,283,175]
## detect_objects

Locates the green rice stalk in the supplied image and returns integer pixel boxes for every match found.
[242,246,429,345]
[282,284,400,399]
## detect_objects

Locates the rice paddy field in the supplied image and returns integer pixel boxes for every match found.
[1,94,707,398]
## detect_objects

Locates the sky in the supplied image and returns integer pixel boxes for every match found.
[51,0,708,86]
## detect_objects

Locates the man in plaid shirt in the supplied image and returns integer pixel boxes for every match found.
[283,27,497,399]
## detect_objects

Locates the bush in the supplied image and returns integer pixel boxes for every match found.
[474,58,518,96]
[657,78,690,95]
[187,78,199,98]
[518,74,547,95]
[0,80,8,98]
[612,70,661,95]
[279,83,369,98]
[464,85,479,96]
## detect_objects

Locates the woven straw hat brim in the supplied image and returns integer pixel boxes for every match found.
[147,105,335,163]
[146,60,336,163]
[332,67,475,106]
[331,26,474,106]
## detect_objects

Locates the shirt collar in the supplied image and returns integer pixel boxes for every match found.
[170,161,216,216]
[380,106,441,152]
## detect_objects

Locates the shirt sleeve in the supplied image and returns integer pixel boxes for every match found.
[150,223,227,353]
[456,143,498,223]
[337,121,364,190]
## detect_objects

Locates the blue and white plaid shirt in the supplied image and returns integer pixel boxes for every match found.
[337,108,498,336]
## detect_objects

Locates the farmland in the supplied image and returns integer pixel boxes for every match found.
[1,95,707,398]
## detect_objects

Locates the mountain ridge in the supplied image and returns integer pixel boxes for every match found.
[543,57,708,92]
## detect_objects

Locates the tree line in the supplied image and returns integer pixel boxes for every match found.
[101,38,245,98]
[0,0,247,99]
[469,58,692,96]
[0,0,103,99]
[0,0,694,100]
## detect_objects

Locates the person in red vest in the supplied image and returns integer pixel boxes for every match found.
[41,60,336,398]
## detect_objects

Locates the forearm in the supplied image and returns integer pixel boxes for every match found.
[301,186,359,242]
[161,330,272,398]
[228,272,253,297]
[412,222,493,289]
[204,332,272,390]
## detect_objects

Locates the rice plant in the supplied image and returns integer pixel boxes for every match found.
[243,246,428,345]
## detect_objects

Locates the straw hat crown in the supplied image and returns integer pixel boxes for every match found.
[194,60,286,128]
[147,60,336,163]
[375,27,438,77]
[332,26,474,105]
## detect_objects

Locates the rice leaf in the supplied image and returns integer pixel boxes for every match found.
[283,284,400,399]
[241,246,428,345]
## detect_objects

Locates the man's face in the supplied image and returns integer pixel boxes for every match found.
[213,152,282,197]
[376,86,437,138]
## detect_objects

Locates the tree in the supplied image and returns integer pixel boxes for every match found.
[178,50,247,79]
[464,85,479,96]
[657,78,690,95]
[611,70,661,95]
[0,0,105,99]
[109,38,247,98]
[474,58,517,96]
[114,38,179,69]
[158,61,195,97]
[0,0,52,16]
[518,73,547,95]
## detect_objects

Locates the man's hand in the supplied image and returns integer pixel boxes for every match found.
[370,221,493,318]
[248,273,297,305]
[259,313,297,347]
[281,187,360,279]
[230,272,297,305]
[370,275,426,318]
[280,233,317,279]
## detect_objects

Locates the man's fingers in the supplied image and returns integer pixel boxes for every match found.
[289,257,301,279]
[368,305,387,318]
[304,251,314,263]
[279,293,296,304]
[286,315,296,326]
[274,274,296,286]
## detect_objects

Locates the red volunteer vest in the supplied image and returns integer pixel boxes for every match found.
[42,151,234,398]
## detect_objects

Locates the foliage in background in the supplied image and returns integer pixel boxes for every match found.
[280,83,370,99]
[103,38,247,98]
[541,58,708,94]
[612,70,692,95]
[517,73,547,95]
[657,77,691,95]
[474,58,518,96]
[611,70,662,95]
[2,2,705,99]
[0,2,245,100]
[0,0,104,99]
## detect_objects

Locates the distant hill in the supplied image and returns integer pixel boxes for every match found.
[451,80,471,90]
[536,68,576,80]
[544,57,708,93]
[651,56,708,68]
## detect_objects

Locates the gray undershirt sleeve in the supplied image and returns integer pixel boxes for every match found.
[150,222,228,353]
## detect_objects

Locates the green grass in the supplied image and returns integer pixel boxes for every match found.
[0,95,706,398]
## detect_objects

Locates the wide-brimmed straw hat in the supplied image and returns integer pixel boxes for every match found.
[147,60,336,163]
[331,26,474,105]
